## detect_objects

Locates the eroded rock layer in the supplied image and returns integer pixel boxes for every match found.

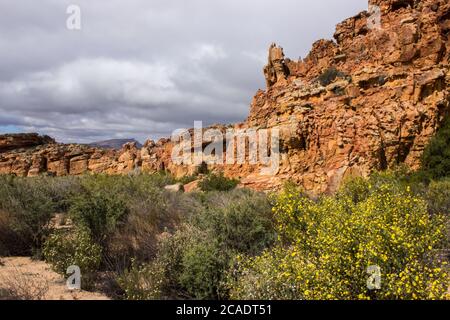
[1,0,449,193]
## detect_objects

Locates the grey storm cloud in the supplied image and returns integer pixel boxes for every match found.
[0,0,368,143]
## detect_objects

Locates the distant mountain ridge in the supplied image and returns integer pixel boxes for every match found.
[88,139,142,150]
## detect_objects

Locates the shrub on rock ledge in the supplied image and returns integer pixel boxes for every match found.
[199,172,239,192]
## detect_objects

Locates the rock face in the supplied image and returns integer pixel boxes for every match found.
[247,0,450,192]
[0,133,55,153]
[264,43,290,87]
[1,0,449,194]
[89,139,143,150]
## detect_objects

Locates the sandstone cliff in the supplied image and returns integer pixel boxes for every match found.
[0,134,55,153]
[1,0,449,193]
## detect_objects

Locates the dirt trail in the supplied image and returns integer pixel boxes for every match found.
[0,257,109,300]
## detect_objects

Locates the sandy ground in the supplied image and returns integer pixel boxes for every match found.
[0,257,109,300]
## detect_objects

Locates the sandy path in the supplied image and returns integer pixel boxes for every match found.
[0,257,109,300]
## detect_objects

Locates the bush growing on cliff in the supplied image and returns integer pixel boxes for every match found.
[228,180,449,300]
[317,67,346,86]
[420,118,450,181]
[199,172,239,192]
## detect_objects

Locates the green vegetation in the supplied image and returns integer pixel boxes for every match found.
[199,172,239,192]
[117,189,275,299]
[43,228,102,276]
[420,118,450,181]
[317,67,346,86]
[0,176,55,256]
[0,164,449,299]
[228,173,449,300]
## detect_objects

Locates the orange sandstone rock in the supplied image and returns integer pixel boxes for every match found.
[0,0,449,194]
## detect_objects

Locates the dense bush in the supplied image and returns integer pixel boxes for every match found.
[179,236,229,299]
[177,174,198,185]
[228,179,449,300]
[105,188,201,273]
[199,172,239,192]
[118,189,275,300]
[37,176,83,212]
[116,258,166,300]
[3,170,449,300]
[420,118,450,181]
[0,211,23,256]
[117,226,198,300]
[43,228,102,276]
[194,189,276,255]
[69,192,128,244]
[0,176,54,256]
[39,174,194,278]
[425,179,450,216]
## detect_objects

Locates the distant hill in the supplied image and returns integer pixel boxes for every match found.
[88,139,142,150]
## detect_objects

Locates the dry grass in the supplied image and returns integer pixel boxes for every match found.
[0,257,109,300]
[0,264,49,300]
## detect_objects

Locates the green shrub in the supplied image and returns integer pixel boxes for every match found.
[199,172,239,192]
[105,190,200,273]
[117,189,276,300]
[195,189,276,255]
[229,180,449,300]
[0,211,23,256]
[338,168,427,203]
[116,259,166,300]
[117,226,198,300]
[118,227,224,300]
[0,176,54,256]
[317,67,346,86]
[177,174,198,185]
[421,118,450,180]
[77,173,176,196]
[37,176,83,212]
[180,190,275,299]
[148,227,234,300]
[43,228,102,276]
[69,192,128,244]
[425,179,450,216]
[179,237,229,299]
[153,227,202,299]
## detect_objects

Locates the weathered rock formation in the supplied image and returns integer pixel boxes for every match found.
[0,134,55,153]
[1,0,449,194]
[264,43,290,87]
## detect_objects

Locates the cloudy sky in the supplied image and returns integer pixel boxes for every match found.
[0,0,367,143]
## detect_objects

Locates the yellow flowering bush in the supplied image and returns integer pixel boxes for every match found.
[229,180,449,300]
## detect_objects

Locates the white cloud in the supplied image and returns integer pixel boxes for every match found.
[190,43,227,62]
[0,0,368,142]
